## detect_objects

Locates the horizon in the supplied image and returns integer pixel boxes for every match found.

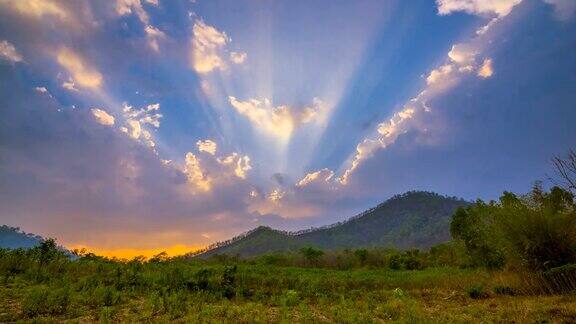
[1,0,575,258]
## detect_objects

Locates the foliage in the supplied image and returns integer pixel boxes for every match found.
[1,239,576,321]
[451,186,576,272]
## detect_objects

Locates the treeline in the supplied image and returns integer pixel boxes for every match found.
[206,243,469,271]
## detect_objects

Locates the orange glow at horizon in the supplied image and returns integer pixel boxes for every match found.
[68,244,204,260]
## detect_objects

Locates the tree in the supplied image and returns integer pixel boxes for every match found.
[451,186,576,272]
[551,149,576,193]
[299,246,324,266]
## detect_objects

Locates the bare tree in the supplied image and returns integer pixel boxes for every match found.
[551,150,576,193]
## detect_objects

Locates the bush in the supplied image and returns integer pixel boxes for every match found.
[22,286,70,317]
[451,186,576,272]
[467,285,488,299]
[91,286,121,307]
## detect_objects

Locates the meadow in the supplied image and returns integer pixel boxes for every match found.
[1,244,576,323]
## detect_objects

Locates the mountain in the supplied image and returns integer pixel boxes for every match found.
[195,191,469,258]
[0,225,44,249]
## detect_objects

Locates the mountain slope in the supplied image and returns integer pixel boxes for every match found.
[0,225,43,249]
[196,191,469,258]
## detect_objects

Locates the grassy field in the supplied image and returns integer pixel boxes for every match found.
[1,260,576,323]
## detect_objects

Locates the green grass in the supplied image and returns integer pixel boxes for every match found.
[1,262,576,323]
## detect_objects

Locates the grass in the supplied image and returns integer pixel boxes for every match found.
[1,262,576,323]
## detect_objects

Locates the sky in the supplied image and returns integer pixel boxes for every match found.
[0,0,575,258]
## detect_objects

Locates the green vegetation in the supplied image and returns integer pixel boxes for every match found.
[198,191,469,257]
[1,227,576,322]
[451,184,576,293]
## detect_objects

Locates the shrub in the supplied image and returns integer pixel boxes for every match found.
[22,286,70,317]
[467,285,488,299]
[451,186,576,272]
[91,286,121,307]
[280,290,300,307]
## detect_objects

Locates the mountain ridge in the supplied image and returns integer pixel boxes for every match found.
[192,191,469,258]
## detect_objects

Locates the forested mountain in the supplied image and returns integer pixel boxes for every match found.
[0,225,43,249]
[195,191,469,257]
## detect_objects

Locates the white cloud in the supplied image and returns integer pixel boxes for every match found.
[228,96,327,141]
[91,108,115,126]
[436,0,523,17]
[190,20,230,73]
[56,48,102,90]
[145,25,165,52]
[230,51,247,64]
[34,87,48,94]
[337,12,503,186]
[115,0,149,24]
[448,44,477,65]
[0,0,69,21]
[123,102,163,128]
[268,189,285,203]
[124,119,142,139]
[426,64,454,86]
[338,104,420,185]
[197,139,217,155]
[117,102,163,149]
[477,58,494,78]
[217,153,252,179]
[183,152,211,193]
[296,168,334,187]
[0,40,23,63]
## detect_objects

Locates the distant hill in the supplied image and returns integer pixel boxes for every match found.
[194,191,469,258]
[0,225,44,249]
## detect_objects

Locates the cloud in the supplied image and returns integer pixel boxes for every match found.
[118,103,162,148]
[228,96,327,141]
[544,0,576,21]
[145,25,166,52]
[339,105,418,185]
[436,0,523,17]
[0,0,69,21]
[91,108,115,126]
[181,148,252,193]
[217,153,252,179]
[230,51,247,65]
[115,0,149,24]
[183,152,212,193]
[56,48,103,90]
[190,20,230,73]
[197,139,217,155]
[477,58,494,78]
[426,64,456,87]
[338,16,502,186]
[448,44,477,65]
[0,40,23,63]
[296,168,335,187]
[34,87,48,94]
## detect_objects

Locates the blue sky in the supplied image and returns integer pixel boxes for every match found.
[0,0,574,257]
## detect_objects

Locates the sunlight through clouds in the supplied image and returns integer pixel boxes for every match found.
[228,96,327,142]
[56,47,103,90]
[0,0,573,256]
